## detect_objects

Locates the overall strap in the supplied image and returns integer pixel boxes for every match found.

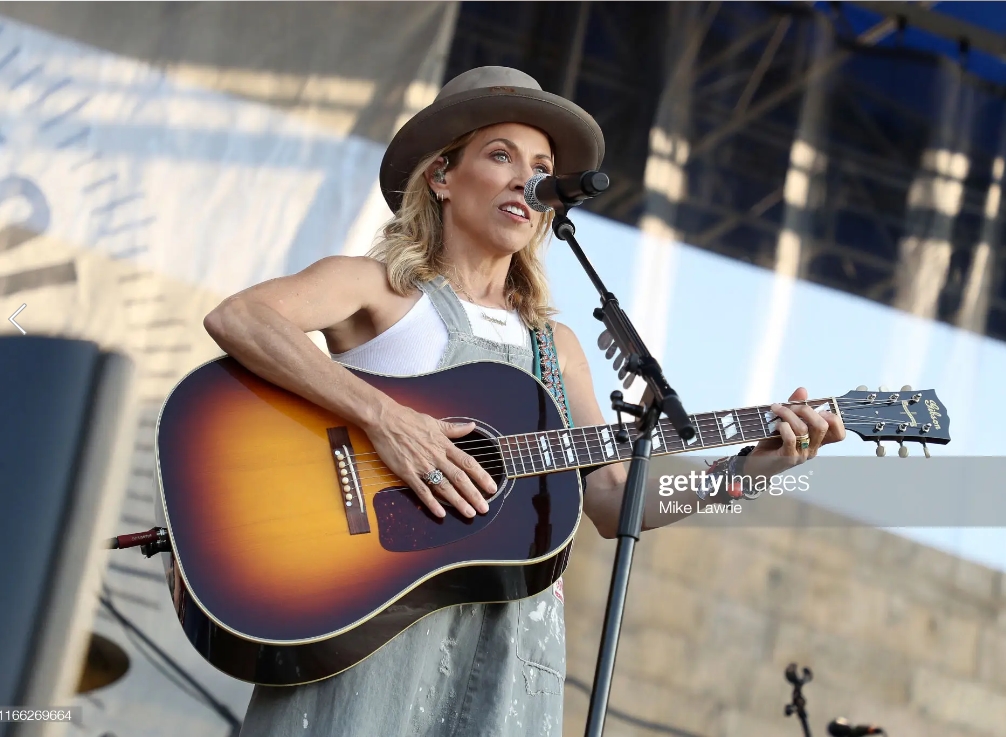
[531,323,574,428]
[417,275,473,334]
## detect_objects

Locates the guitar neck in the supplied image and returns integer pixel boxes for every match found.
[499,398,838,478]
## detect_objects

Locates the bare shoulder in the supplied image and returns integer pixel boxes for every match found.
[551,321,589,374]
[211,255,407,334]
[301,255,391,292]
[270,255,401,308]
[550,320,606,425]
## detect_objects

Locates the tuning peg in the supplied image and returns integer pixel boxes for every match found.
[901,385,912,391]
[613,353,625,371]
[597,330,613,350]
[623,373,635,390]
[875,442,886,457]
[898,443,909,458]
[879,385,889,392]
[856,385,868,391]
[618,364,628,380]
[605,342,617,359]
[922,441,930,459]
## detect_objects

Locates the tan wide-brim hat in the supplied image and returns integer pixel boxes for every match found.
[380,66,605,214]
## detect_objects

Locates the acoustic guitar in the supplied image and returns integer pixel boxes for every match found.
[154,357,949,685]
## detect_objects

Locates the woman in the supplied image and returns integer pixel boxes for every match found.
[204,66,844,737]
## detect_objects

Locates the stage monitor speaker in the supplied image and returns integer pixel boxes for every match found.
[0,336,135,737]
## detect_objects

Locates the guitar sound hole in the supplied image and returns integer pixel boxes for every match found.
[373,422,513,553]
[453,429,507,499]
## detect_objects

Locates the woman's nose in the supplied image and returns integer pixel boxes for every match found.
[512,167,534,190]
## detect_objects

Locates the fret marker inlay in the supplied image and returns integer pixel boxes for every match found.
[537,435,552,467]
[600,427,615,457]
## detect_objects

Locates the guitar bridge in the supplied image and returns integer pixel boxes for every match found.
[327,427,370,535]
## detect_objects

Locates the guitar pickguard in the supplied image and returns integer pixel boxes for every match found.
[373,427,510,552]
[373,484,506,552]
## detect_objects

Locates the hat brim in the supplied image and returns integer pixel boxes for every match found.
[380,87,605,214]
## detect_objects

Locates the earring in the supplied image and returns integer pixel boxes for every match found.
[434,168,447,184]
[437,191,445,202]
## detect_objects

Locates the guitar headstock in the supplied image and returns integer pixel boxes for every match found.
[838,386,949,457]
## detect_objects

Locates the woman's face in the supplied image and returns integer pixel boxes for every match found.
[436,122,553,256]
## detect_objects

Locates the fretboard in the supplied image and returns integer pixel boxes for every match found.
[498,398,837,478]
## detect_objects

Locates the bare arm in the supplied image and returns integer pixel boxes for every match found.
[553,322,706,538]
[204,256,392,428]
[203,256,497,519]
[554,323,846,538]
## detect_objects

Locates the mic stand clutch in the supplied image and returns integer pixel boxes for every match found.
[785,663,814,737]
[549,209,696,737]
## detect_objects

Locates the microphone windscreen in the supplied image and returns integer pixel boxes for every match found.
[523,173,552,213]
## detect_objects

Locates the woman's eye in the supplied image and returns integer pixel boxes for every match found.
[535,165,552,175]
[492,151,510,162]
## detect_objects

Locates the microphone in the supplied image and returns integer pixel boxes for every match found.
[524,171,610,212]
[827,718,884,736]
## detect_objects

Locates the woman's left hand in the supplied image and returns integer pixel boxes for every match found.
[746,387,846,477]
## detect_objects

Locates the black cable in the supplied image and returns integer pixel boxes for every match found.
[118,616,208,704]
[565,675,706,737]
[99,593,243,737]
[101,585,206,703]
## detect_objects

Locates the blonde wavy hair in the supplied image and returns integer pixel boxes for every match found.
[368,129,556,330]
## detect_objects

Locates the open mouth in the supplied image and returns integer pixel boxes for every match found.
[498,202,530,221]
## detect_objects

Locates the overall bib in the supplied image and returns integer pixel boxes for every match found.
[241,276,569,737]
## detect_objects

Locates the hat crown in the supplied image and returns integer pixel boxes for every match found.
[437,66,543,100]
[381,65,602,213]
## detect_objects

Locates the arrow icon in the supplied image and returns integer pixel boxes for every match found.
[8,303,26,334]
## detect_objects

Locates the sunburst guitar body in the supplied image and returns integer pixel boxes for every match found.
[155,357,580,686]
[155,357,950,686]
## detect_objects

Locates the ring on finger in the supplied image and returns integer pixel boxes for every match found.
[795,434,810,450]
[423,468,445,486]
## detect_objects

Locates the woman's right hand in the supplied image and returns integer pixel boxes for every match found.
[362,399,498,519]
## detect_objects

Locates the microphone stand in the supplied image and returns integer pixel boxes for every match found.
[784,663,813,737]
[548,208,696,737]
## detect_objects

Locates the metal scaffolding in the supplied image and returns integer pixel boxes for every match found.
[445,1,1006,343]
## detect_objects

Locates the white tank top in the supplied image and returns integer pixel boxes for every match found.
[331,293,528,376]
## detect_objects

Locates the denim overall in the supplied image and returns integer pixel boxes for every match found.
[240,276,569,737]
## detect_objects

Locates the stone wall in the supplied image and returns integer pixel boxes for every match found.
[562,496,1006,737]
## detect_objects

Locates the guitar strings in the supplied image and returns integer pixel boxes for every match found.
[343,412,921,488]
[335,397,915,463]
[339,397,917,467]
[344,420,932,491]
[342,404,919,472]
[338,398,904,466]
[343,408,922,477]
[338,411,920,497]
